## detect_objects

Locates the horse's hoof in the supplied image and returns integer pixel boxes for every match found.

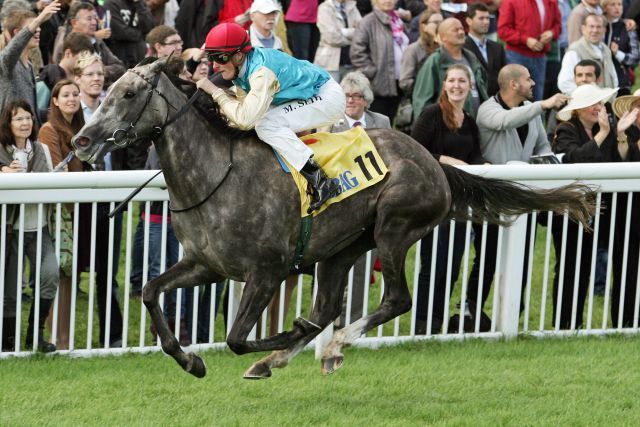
[185,353,207,378]
[243,362,272,380]
[320,355,344,376]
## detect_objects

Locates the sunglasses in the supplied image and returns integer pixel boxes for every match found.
[207,51,236,64]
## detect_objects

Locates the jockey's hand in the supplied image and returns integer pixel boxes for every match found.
[196,78,218,95]
[210,72,233,88]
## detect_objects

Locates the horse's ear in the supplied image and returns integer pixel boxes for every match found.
[147,56,171,75]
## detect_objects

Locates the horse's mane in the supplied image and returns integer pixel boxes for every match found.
[144,57,256,140]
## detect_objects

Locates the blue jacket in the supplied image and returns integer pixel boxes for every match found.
[234,48,330,105]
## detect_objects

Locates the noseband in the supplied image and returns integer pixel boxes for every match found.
[108,69,197,147]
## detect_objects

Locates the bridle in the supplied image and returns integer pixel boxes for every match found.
[106,68,234,217]
[107,69,189,147]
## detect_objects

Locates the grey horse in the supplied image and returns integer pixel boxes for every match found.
[72,58,594,379]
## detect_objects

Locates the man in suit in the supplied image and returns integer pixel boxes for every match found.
[464,2,506,97]
[331,71,391,132]
[330,71,389,328]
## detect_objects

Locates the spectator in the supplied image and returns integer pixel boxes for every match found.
[182,48,210,82]
[0,3,61,126]
[34,0,70,65]
[0,99,58,353]
[497,0,561,101]
[407,0,450,42]
[38,79,87,349]
[174,0,217,49]
[73,52,125,347]
[552,84,635,328]
[411,64,486,334]
[63,2,126,87]
[412,17,487,119]
[609,91,640,327]
[216,0,252,28]
[104,0,154,68]
[146,25,183,58]
[38,32,93,118]
[314,0,362,82]
[0,0,45,73]
[351,0,410,120]
[248,0,284,49]
[468,64,568,325]
[399,9,440,94]
[603,0,640,96]
[284,0,320,61]
[548,59,601,142]
[567,0,603,45]
[558,14,618,94]
[328,71,390,328]
[464,2,506,97]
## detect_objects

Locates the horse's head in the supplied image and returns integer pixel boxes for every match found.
[73,57,184,163]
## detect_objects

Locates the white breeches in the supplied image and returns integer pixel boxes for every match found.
[255,78,346,171]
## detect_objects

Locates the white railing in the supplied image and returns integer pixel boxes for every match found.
[0,163,638,359]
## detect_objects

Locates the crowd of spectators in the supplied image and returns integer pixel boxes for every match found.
[1,0,640,353]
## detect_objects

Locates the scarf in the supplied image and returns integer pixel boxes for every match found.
[570,37,617,89]
[388,11,405,47]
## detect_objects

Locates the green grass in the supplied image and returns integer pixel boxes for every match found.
[1,336,640,425]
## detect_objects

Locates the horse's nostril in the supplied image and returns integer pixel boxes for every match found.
[75,136,91,147]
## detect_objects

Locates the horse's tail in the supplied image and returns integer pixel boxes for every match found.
[440,164,597,230]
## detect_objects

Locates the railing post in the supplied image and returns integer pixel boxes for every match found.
[495,215,528,338]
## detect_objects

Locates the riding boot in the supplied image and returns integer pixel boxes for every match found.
[25,299,56,353]
[2,317,16,351]
[300,158,341,212]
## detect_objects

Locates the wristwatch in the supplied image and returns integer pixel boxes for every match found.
[617,134,628,144]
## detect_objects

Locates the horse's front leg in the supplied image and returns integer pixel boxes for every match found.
[142,257,220,378]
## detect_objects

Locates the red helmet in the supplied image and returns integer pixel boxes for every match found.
[204,23,252,54]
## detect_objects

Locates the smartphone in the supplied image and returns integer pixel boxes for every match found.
[104,10,111,29]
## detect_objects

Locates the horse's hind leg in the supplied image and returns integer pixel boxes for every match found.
[321,222,422,374]
[244,234,375,379]
[142,257,220,378]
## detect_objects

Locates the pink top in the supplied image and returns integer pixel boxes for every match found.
[284,0,318,23]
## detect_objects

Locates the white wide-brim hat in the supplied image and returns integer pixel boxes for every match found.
[612,88,640,118]
[556,84,619,122]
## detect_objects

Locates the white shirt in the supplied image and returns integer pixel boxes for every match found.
[557,46,618,93]
[345,113,366,128]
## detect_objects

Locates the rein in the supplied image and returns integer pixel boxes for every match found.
[108,70,234,217]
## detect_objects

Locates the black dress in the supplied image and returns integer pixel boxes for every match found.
[410,103,485,334]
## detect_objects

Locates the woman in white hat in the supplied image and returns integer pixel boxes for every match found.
[550,83,638,329]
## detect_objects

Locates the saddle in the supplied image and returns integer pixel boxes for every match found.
[275,126,389,217]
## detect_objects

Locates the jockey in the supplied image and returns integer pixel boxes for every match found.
[196,22,345,212]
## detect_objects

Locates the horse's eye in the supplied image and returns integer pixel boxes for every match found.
[124,91,135,99]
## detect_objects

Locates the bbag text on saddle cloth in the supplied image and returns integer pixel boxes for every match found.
[282,126,389,217]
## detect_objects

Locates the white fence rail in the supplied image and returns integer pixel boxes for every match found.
[0,163,639,359]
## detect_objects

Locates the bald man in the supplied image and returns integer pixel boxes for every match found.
[459,64,568,327]
[412,17,488,119]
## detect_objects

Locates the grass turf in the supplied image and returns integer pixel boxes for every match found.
[1,335,639,426]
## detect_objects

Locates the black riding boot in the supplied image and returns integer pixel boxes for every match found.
[300,158,341,212]
[2,317,16,351]
[25,298,56,353]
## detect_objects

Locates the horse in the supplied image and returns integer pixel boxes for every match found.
[72,58,594,379]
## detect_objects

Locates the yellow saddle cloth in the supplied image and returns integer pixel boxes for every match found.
[285,126,389,217]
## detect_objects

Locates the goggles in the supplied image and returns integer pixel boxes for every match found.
[206,50,238,65]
